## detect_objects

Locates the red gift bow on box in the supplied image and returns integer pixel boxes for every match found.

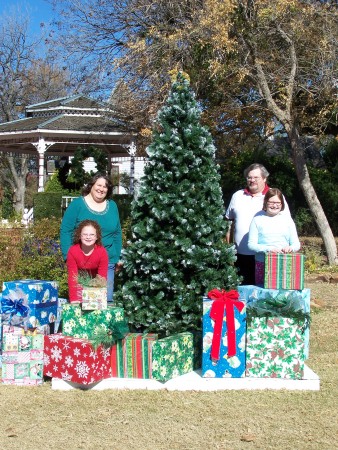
[207,289,245,361]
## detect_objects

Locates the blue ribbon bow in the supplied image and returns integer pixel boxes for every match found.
[1,297,29,322]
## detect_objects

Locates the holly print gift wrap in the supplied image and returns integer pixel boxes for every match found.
[245,297,308,379]
[246,316,305,379]
[151,332,194,382]
[44,334,112,385]
[1,279,58,329]
[1,325,44,386]
[238,286,311,359]
[62,304,126,342]
[202,290,246,378]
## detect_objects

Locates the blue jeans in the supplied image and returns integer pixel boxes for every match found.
[107,263,115,302]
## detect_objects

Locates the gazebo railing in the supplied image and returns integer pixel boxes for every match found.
[61,196,77,216]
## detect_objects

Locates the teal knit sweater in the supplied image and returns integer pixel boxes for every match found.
[60,197,122,264]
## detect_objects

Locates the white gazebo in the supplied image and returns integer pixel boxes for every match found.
[0,94,140,192]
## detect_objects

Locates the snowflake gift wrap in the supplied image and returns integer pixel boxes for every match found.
[1,279,58,329]
[202,291,246,378]
[43,334,112,385]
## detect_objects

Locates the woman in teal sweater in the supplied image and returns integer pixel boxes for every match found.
[60,173,122,301]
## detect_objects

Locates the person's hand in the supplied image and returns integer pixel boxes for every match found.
[269,248,283,253]
[115,262,123,273]
[281,246,293,253]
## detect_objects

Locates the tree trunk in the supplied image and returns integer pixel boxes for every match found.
[6,155,29,215]
[288,125,338,265]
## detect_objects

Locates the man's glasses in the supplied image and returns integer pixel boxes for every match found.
[246,176,262,181]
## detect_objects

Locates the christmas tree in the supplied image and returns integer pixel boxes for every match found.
[117,72,239,336]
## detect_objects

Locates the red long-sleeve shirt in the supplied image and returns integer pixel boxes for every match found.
[66,243,108,302]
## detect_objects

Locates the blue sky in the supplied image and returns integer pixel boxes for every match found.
[0,0,56,36]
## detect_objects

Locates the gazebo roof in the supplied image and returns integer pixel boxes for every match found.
[0,94,135,157]
[25,94,105,112]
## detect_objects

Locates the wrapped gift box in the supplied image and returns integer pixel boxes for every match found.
[1,325,44,385]
[54,298,68,334]
[151,332,194,382]
[246,316,305,379]
[238,285,311,359]
[44,334,112,385]
[1,279,58,329]
[0,311,2,367]
[111,333,158,378]
[263,253,305,290]
[62,303,126,342]
[202,292,246,378]
[82,287,107,310]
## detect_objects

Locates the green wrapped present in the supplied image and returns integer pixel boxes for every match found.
[62,304,127,345]
[151,332,194,382]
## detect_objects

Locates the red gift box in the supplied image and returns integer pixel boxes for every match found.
[43,334,112,385]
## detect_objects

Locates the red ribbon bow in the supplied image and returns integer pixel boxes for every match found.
[207,289,245,361]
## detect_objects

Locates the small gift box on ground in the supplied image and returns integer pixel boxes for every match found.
[82,287,107,310]
[151,332,194,382]
[1,325,44,385]
[111,333,158,378]
[263,253,305,290]
[62,304,128,345]
[245,296,308,379]
[202,289,246,378]
[44,334,112,385]
[238,285,311,359]
[1,279,58,329]
[54,298,68,334]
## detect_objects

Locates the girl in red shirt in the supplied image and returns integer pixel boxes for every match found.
[66,220,108,303]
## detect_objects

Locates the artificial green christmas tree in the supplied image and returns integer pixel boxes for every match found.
[117,72,239,336]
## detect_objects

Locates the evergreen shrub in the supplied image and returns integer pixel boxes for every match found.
[112,194,132,229]
[33,192,63,220]
[0,218,68,298]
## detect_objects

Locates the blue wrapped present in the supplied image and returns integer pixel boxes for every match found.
[1,280,58,329]
[237,285,311,359]
[202,290,246,378]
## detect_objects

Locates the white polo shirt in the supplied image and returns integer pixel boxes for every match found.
[225,188,290,255]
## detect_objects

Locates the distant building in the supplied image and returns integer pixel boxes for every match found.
[0,94,146,193]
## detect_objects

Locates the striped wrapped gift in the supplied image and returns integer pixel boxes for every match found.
[264,253,305,290]
[111,333,158,378]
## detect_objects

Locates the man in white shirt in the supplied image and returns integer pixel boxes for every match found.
[225,163,290,285]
